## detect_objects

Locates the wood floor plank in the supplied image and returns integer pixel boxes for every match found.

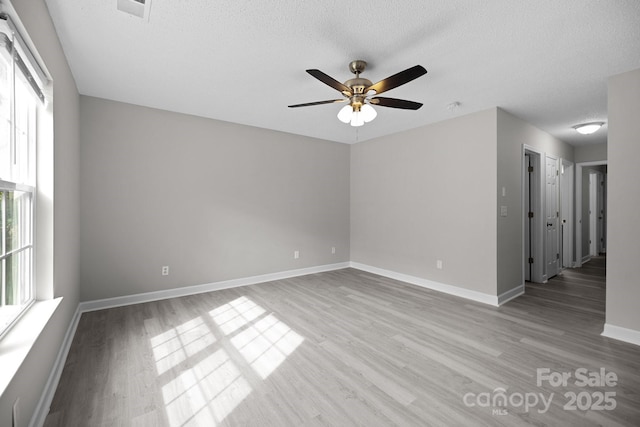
[44,257,640,426]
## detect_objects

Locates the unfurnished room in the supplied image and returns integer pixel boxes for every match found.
[1,1,640,426]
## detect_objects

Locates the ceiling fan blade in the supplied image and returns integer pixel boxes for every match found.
[366,65,427,95]
[288,99,347,108]
[369,97,423,110]
[306,69,353,95]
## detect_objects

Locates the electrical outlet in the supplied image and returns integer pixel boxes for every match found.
[294,251,299,259]
[331,247,336,254]
[161,266,169,276]
[436,260,443,270]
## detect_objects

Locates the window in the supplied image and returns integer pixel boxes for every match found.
[0,15,40,336]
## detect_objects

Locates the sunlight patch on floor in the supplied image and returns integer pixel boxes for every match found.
[229,313,304,379]
[152,296,304,425]
[151,316,217,375]
[209,296,266,336]
[161,348,252,426]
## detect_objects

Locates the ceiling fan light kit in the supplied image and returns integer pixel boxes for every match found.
[289,60,427,127]
[338,103,377,127]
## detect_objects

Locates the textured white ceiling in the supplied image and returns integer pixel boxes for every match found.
[44,0,640,145]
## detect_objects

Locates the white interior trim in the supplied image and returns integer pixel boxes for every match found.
[523,145,545,284]
[350,262,499,306]
[560,159,574,269]
[79,262,350,313]
[543,153,560,281]
[29,260,640,425]
[0,298,62,409]
[497,284,525,306]
[29,305,82,427]
[30,260,504,425]
[575,160,608,267]
[30,262,349,426]
[602,323,640,347]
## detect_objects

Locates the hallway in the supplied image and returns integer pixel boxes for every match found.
[520,257,606,337]
[523,257,606,336]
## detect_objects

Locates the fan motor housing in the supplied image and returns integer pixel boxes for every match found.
[344,77,373,94]
[346,60,371,94]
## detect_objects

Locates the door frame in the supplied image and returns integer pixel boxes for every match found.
[575,161,608,266]
[560,159,574,269]
[545,154,560,280]
[522,146,544,283]
[589,172,599,256]
[600,173,607,254]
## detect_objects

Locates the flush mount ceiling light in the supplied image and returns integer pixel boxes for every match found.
[573,122,605,135]
[288,60,427,127]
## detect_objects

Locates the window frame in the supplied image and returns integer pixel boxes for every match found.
[0,13,41,339]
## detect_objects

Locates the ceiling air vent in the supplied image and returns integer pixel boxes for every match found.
[117,0,151,20]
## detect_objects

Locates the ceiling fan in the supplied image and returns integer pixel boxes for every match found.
[288,60,427,127]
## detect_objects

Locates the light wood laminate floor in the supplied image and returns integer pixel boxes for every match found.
[45,257,640,426]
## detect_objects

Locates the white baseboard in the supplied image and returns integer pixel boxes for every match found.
[79,262,350,313]
[497,284,525,306]
[349,262,499,306]
[602,323,640,347]
[30,260,640,427]
[30,305,82,427]
[30,261,349,427]
[28,260,525,426]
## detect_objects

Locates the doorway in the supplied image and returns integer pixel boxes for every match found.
[545,154,560,279]
[523,148,569,284]
[588,170,606,256]
[560,160,574,269]
[523,148,544,283]
[576,161,608,265]
[589,172,599,256]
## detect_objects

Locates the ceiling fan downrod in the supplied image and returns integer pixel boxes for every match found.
[345,60,373,95]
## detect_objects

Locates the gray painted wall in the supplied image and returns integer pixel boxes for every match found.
[575,143,607,163]
[496,109,574,293]
[350,107,574,299]
[350,108,498,296]
[0,0,81,424]
[79,97,350,301]
[607,68,640,332]
[3,2,637,422]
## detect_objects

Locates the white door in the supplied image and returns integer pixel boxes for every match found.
[560,161,574,269]
[545,156,559,279]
